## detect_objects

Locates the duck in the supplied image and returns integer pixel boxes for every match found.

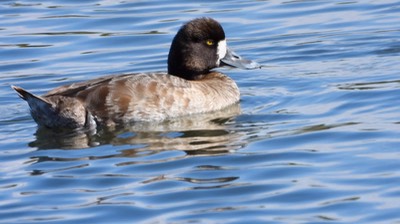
[12,17,260,130]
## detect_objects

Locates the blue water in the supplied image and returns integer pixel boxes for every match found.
[1,0,400,223]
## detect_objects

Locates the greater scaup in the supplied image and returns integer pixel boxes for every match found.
[12,17,260,129]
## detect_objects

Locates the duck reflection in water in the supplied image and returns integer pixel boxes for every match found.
[30,104,246,156]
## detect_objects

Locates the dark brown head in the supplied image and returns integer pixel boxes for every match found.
[167,18,260,80]
[168,18,226,80]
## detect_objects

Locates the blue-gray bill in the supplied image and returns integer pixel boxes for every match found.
[221,47,261,69]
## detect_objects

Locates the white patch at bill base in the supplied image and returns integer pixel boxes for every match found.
[217,39,227,65]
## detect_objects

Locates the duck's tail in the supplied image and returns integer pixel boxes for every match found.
[11,85,95,129]
[12,85,53,111]
[12,85,58,129]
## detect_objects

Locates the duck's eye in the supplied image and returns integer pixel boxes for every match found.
[206,39,214,46]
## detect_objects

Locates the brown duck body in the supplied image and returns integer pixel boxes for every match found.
[12,18,259,129]
[41,72,239,126]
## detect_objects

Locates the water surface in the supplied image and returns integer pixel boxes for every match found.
[1,0,400,223]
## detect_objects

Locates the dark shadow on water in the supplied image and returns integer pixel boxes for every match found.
[336,79,400,90]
